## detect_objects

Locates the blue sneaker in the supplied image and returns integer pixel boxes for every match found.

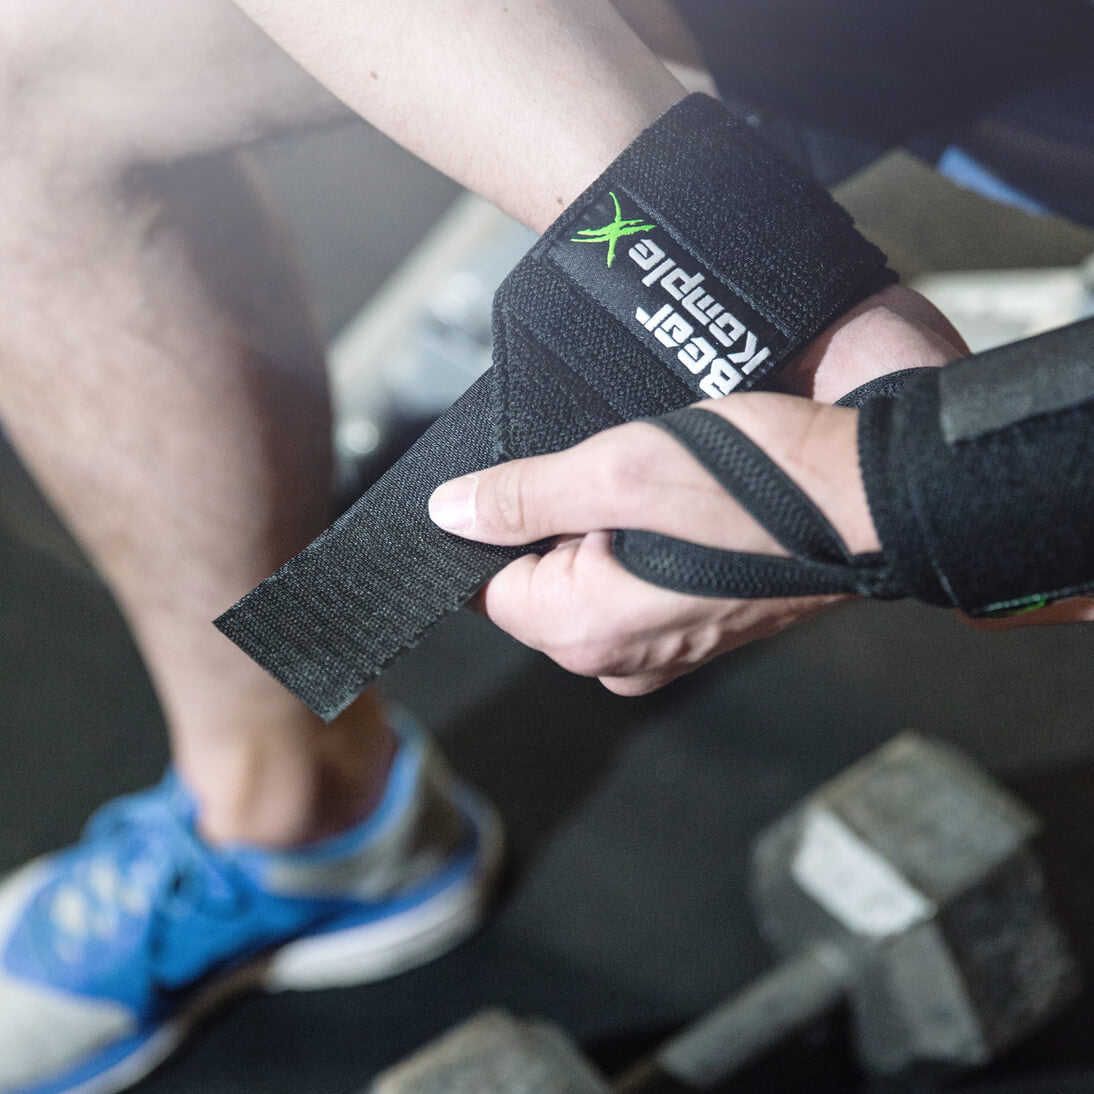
[0,724,503,1094]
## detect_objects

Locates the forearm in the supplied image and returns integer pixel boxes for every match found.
[232,0,968,400]
[231,0,686,231]
[233,0,974,409]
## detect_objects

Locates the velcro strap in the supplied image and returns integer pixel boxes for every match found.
[217,94,895,720]
[859,318,1094,616]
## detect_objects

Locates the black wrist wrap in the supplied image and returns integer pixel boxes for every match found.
[216,93,895,720]
[860,319,1094,616]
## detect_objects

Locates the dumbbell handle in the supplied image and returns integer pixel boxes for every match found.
[613,944,850,1092]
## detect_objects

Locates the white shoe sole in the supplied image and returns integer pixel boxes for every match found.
[264,789,504,990]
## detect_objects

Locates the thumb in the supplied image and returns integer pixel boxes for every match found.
[428,446,608,545]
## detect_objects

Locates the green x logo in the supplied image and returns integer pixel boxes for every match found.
[570,192,655,268]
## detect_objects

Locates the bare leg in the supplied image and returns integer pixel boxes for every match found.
[1,0,394,846]
[611,0,708,66]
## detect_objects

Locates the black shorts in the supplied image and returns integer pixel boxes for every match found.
[670,0,1094,224]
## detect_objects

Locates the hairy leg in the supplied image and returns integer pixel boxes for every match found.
[1,0,395,846]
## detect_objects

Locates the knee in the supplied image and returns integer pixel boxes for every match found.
[5,0,342,182]
[5,2,150,181]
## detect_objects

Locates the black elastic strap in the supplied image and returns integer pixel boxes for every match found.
[612,408,901,600]
[643,409,851,563]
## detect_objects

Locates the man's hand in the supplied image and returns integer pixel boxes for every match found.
[429,393,875,694]
[771,282,969,400]
[428,286,1091,691]
[424,281,967,694]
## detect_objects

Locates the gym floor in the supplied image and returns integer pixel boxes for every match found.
[3,120,1094,1094]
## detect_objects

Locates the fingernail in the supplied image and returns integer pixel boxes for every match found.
[429,475,478,532]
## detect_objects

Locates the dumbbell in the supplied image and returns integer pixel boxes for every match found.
[369,734,1080,1093]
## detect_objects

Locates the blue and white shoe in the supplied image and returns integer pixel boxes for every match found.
[0,725,503,1094]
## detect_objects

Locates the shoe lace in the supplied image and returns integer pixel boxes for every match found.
[46,781,240,964]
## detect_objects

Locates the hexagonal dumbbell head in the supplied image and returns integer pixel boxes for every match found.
[370,1009,608,1094]
[751,733,1080,1077]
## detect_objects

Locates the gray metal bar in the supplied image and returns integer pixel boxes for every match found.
[625,945,849,1091]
